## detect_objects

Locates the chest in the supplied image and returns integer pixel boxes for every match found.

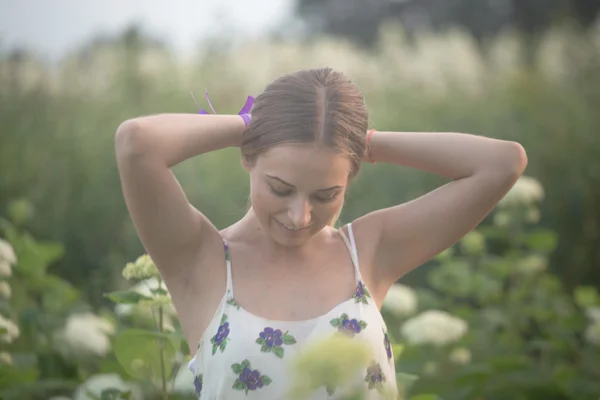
[229,249,357,321]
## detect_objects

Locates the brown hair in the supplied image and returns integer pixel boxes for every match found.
[240,67,369,180]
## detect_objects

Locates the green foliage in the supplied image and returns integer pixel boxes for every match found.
[384,180,600,400]
[0,200,118,399]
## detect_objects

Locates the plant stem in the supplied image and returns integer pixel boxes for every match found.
[157,278,168,399]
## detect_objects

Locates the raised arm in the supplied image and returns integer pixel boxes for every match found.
[353,131,528,288]
[115,113,245,280]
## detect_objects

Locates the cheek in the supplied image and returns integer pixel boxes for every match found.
[250,182,284,214]
[313,198,345,223]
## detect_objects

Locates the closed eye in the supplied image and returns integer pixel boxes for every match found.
[314,191,340,202]
[270,185,293,197]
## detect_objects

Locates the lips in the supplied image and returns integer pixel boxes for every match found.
[274,218,310,232]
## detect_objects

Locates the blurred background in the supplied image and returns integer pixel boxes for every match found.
[1,0,599,399]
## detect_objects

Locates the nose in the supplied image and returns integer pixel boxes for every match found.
[288,197,312,228]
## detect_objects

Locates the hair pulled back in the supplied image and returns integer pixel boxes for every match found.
[241,67,369,179]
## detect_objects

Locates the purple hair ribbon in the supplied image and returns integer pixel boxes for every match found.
[191,89,254,127]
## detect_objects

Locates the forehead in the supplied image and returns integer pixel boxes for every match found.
[255,143,352,186]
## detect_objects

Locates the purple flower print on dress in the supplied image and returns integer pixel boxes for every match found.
[353,281,372,305]
[330,313,367,337]
[383,330,392,361]
[231,359,272,394]
[256,327,297,358]
[365,362,387,390]
[211,313,230,355]
[193,374,203,397]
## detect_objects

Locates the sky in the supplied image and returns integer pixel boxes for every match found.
[0,0,293,60]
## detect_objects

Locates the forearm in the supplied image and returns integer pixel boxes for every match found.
[115,114,245,167]
[368,131,527,180]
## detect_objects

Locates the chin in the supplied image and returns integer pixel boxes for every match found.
[268,217,322,247]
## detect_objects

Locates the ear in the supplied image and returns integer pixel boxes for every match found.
[240,156,252,172]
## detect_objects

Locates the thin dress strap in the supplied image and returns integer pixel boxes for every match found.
[224,241,234,297]
[339,223,362,283]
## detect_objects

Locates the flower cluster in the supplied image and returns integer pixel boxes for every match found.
[122,254,160,280]
[0,238,16,277]
[54,312,115,357]
[401,310,468,347]
[382,284,417,317]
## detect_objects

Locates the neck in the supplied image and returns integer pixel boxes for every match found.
[237,208,321,258]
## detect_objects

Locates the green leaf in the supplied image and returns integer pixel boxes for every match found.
[341,313,348,320]
[232,379,245,390]
[260,345,271,352]
[359,321,368,329]
[101,389,131,400]
[220,314,228,324]
[488,355,530,372]
[261,375,272,385]
[330,318,341,327]
[396,372,419,393]
[282,334,296,345]
[231,363,243,374]
[256,338,265,345]
[524,229,558,252]
[574,286,599,308]
[150,287,168,296]
[112,329,179,381]
[273,346,285,358]
[409,394,441,400]
[212,343,218,355]
[104,290,152,304]
[241,359,250,369]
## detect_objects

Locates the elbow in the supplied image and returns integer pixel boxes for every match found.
[506,141,528,177]
[115,118,149,160]
[490,141,527,181]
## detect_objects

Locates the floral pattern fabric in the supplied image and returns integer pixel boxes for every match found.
[188,225,398,399]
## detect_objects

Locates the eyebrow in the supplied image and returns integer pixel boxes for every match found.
[266,175,343,192]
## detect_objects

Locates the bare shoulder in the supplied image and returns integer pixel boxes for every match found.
[337,220,391,303]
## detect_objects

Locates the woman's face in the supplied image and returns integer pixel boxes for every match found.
[247,143,352,247]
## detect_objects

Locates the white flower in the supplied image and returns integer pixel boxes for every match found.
[585,306,600,322]
[74,373,141,400]
[172,364,195,395]
[0,238,17,277]
[584,320,600,346]
[498,176,545,208]
[382,284,417,317]
[0,351,12,365]
[122,254,160,280]
[55,312,114,357]
[0,262,11,277]
[0,314,20,343]
[449,347,472,365]
[114,277,175,318]
[0,239,17,264]
[401,310,468,346]
[0,281,11,298]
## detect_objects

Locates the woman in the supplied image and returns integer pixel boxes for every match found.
[115,67,527,399]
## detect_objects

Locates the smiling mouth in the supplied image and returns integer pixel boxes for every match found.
[274,219,310,232]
